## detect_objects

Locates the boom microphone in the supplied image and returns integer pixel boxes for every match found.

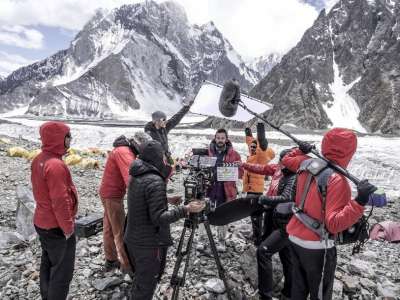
[218,79,241,117]
[216,79,376,188]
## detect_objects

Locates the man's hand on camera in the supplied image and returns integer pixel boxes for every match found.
[168,196,182,206]
[185,200,205,214]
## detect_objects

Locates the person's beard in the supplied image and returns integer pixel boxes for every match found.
[216,142,225,149]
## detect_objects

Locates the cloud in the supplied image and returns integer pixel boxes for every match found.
[0,25,44,49]
[0,51,35,77]
[0,0,321,57]
[0,0,139,31]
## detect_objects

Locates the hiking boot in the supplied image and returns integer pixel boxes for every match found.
[104,259,120,272]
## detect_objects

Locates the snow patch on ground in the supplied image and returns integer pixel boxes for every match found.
[1,119,399,198]
[0,105,30,118]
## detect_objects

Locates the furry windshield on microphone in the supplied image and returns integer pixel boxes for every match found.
[218,79,241,117]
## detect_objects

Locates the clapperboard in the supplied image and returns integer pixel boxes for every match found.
[217,162,239,182]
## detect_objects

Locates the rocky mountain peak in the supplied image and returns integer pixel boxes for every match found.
[250,0,400,134]
[248,52,282,79]
[0,0,259,119]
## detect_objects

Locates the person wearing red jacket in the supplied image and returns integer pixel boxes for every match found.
[99,135,138,272]
[31,121,78,300]
[282,128,376,300]
[207,128,243,250]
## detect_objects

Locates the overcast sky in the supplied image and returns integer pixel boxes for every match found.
[0,0,338,77]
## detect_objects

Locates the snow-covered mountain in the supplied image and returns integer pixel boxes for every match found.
[301,0,328,11]
[0,1,260,120]
[247,53,282,79]
[251,0,400,134]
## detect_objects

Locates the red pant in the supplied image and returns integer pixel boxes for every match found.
[101,197,130,270]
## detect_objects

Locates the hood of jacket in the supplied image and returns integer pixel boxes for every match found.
[130,159,162,177]
[39,121,70,156]
[138,140,171,178]
[321,128,357,168]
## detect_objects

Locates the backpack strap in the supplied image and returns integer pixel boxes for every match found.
[292,159,335,238]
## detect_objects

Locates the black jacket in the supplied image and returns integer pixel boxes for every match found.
[124,159,186,248]
[144,105,190,157]
[260,169,297,231]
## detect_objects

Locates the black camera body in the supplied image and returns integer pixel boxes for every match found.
[182,148,217,222]
[183,148,216,202]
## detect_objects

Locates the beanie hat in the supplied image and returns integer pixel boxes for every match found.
[152,111,167,121]
[139,140,172,178]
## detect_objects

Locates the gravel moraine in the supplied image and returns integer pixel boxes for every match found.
[0,135,399,300]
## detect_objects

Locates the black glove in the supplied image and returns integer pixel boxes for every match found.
[245,127,253,137]
[258,195,276,206]
[298,141,314,154]
[256,123,268,150]
[355,179,377,206]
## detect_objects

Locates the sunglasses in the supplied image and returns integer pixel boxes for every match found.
[250,145,257,149]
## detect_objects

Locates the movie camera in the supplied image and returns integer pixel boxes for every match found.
[183,148,216,205]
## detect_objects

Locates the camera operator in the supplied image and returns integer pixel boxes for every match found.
[207,128,242,249]
[144,97,194,165]
[241,149,296,300]
[124,140,205,300]
[243,123,275,246]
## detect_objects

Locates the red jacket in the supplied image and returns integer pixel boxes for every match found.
[99,146,136,199]
[209,140,243,201]
[283,128,365,241]
[31,121,78,235]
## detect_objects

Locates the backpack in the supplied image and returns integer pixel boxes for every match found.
[292,158,372,254]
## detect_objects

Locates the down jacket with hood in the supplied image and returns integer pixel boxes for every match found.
[31,121,78,235]
[208,140,243,201]
[124,140,186,248]
[282,128,365,241]
[243,124,275,193]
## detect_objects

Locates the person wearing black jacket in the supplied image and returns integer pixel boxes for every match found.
[124,140,204,300]
[257,149,296,300]
[144,100,193,164]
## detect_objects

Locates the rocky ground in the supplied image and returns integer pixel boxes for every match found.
[0,134,399,300]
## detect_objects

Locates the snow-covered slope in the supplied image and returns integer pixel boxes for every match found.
[0,1,260,120]
[251,0,400,134]
[247,53,282,79]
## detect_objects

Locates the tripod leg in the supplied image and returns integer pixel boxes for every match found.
[203,220,233,300]
[170,224,188,298]
[171,221,197,300]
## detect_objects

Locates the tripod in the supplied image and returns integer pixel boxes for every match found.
[170,212,233,300]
